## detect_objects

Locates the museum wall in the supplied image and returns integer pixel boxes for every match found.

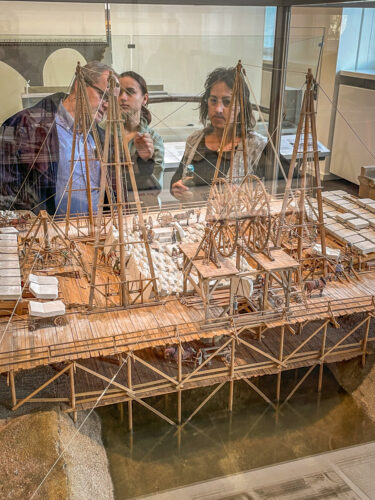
[110,3,266,135]
[0,2,266,133]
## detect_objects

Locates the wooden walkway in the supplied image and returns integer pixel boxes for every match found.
[1,271,375,374]
[2,270,375,423]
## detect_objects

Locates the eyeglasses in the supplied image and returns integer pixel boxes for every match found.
[86,82,109,103]
[207,96,232,108]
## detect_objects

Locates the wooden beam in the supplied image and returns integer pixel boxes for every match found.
[178,343,182,425]
[75,361,175,426]
[321,316,369,361]
[237,336,287,368]
[280,365,316,409]
[283,320,329,363]
[318,322,327,392]
[362,315,371,368]
[243,378,277,410]
[9,370,16,407]
[177,337,232,388]
[132,353,179,387]
[276,326,285,402]
[127,357,133,432]
[13,363,71,410]
[181,382,226,428]
[70,363,77,423]
[75,362,135,397]
[228,337,236,412]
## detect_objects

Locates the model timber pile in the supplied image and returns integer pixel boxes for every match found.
[0,62,374,425]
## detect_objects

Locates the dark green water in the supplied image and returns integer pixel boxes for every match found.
[99,367,375,499]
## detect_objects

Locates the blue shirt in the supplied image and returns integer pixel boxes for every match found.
[55,102,100,215]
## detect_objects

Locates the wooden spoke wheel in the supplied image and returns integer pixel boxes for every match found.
[157,210,172,227]
[237,174,271,253]
[54,315,67,327]
[212,219,238,258]
[206,179,238,257]
[206,178,237,223]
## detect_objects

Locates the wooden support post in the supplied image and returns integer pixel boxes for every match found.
[182,382,226,428]
[70,363,77,423]
[318,322,327,392]
[177,343,182,425]
[118,403,124,423]
[228,337,236,411]
[9,370,16,408]
[276,326,285,402]
[263,272,270,310]
[362,315,371,368]
[127,356,133,432]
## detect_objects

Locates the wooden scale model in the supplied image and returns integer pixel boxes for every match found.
[3,61,375,426]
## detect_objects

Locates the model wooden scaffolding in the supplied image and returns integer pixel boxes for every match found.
[64,62,106,238]
[88,72,158,308]
[277,68,327,272]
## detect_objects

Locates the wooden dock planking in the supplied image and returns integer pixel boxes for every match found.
[1,269,375,375]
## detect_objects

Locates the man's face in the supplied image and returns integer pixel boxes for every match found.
[118,76,147,123]
[207,81,238,131]
[85,71,119,123]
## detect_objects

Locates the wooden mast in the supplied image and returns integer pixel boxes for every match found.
[277,68,327,273]
[64,62,107,239]
[88,72,158,309]
[213,60,244,182]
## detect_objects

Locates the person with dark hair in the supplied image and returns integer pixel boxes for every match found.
[0,61,118,214]
[170,66,266,202]
[118,71,164,207]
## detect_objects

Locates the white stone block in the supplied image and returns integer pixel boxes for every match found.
[29,300,66,318]
[340,202,359,210]
[0,247,18,254]
[325,222,345,232]
[0,240,17,249]
[335,213,356,223]
[1,277,21,286]
[347,218,369,230]
[362,230,375,240]
[29,282,58,300]
[0,254,19,262]
[29,274,58,286]
[354,240,375,254]
[0,268,21,277]
[311,244,340,259]
[335,229,357,239]
[0,234,17,241]
[0,260,20,269]
[343,234,365,245]
[0,285,21,300]
[329,190,348,196]
[0,227,18,234]
[357,198,374,207]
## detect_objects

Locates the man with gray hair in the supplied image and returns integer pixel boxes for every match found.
[0,61,118,214]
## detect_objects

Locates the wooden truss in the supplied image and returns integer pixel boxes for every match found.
[20,209,89,277]
[277,69,327,271]
[64,62,107,238]
[180,242,238,321]
[88,72,158,308]
[8,312,373,428]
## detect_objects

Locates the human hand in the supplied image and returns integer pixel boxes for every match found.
[134,132,154,160]
[171,180,193,201]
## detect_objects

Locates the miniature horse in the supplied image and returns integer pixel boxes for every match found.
[304,277,326,298]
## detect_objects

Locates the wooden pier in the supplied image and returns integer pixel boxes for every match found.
[2,268,375,428]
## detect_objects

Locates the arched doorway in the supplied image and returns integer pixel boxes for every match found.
[43,48,87,88]
[0,62,25,123]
